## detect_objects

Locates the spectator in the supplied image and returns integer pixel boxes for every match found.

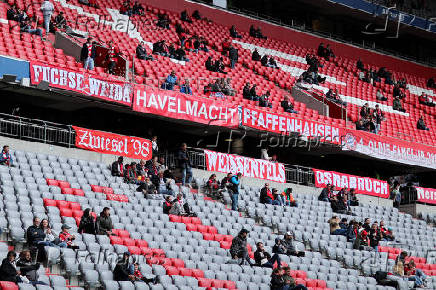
[393,251,408,276]
[373,104,385,134]
[229,172,242,211]
[96,207,113,236]
[228,45,238,69]
[252,49,261,61]
[356,58,364,71]
[205,56,215,72]
[427,77,435,88]
[169,193,196,217]
[254,242,281,268]
[16,250,45,286]
[376,89,387,101]
[59,224,79,250]
[80,37,97,70]
[347,188,359,207]
[132,263,158,284]
[355,119,368,131]
[339,218,348,229]
[282,266,308,290]
[404,259,427,288]
[369,223,382,250]
[162,195,173,214]
[152,40,169,56]
[180,10,192,23]
[40,219,65,247]
[26,217,46,247]
[214,57,226,74]
[260,55,268,67]
[114,252,134,281]
[173,46,189,62]
[120,1,131,15]
[0,145,12,166]
[329,216,347,236]
[52,12,67,31]
[249,84,259,101]
[0,251,19,283]
[220,173,232,189]
[40,0,54,36]
[317,43,326,58]
[20,18,43,37]
[132,2,144,15]
[180,79,192,95]
[270,267,285,290]
[273,231,305,257]
[192,10,201,20]
[229,25,242,38]
[360,103,370,119]
[326,89,346,106]
[393,96,406,112]
[379,221,395,241]
[78,208,96,234]
[156,13,169,29]
[249,25,267,39]
[281,188,297,207]
[230,229,253,266]
[242,82,253,100]
[354,229,372,251]
[417,116,429,131]
[124,162,139,184]
[162,71,178,90]
[177,143,192,187]
[206,174,220,197]
[259,91,272,108]
[281,96,298,114]
[318,184,332,202]
[418,93,435,107]
[111,156,124,177]
[136,177,157,196]
[7,5,18,21]
[260,183,279,205]
[260,148,271,160]
[106,41,120,74]
[136,42,153,61]
[152,171,174,195]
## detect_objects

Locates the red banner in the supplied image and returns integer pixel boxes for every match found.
[204,149,286,183]
[241,107,342,143]
[73,126,152,160]
[341,129,436,170]
[313,168,389,198]
[133,85,239,128]
[416,187,436,205]
[29,61,132,106]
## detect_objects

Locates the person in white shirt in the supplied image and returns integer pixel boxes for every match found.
[151,136,158,156]
[260,148,271,160]
[40,0,54,36]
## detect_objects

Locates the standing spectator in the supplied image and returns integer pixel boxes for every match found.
[356,59,364,71]
[427,77,435,88]
[0,145,12,166]
[80,37,96,70]
[40,0,54,36]
[373,104,385,134]
[113,252,134,281]
[16,250,45,286]
[417,116,429,131]
[281,96,298,114]
[59,225,79,250]
[180,10,192,23]
[220,173,232,189]
[362,218,371,232]
[254,242,281,268]
[0,251,19,283]
[111,157,124,177]
[161,71,178,90]
[150,136,158,156]
[229,25,242,38]
[177,143,192,187]
[230,229,253,266]
[96,207,113,236]
[229,172,242,211]
[369,223,382,251]
[106,41,120,74]
[228,45,238,69]
[78,208,96,234]
[52,12,67,31]
[180,79,192,95]
[281,188,298,207]
[360,103,370,119]
[273,231,305,257]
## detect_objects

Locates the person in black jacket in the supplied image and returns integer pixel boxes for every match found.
[78,208,96,234]
[229,229,253,266]
[273,232,305,257]
[228,46,238,69]
[261,55,268,67]
[249,84,259,101]
[229,25,242,38]
[417,116,429,131]
[111,157,124,177]
[281,96,298,114]
[254,242,281,268]
[27,217,46,246]
[152,172,174,195]
[252,49,261,61]
[0,251,19,283]
[136,42,153,60]
[80,37,97,70]
[270,267,286,290]
[16,250,46,285]
[113,252,134,281]
[163,195,174,214]
[177,143,192,187]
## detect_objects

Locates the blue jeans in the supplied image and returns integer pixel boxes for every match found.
[84,57,94,70]
[182,166,192,186]
[266,199,281,206]
[159,189,174,196]
[230,59,236,68]
[408,269,426,287]
[320,197,329,202]
[26,28,43,37]
[285,109,298,114]
[231,193,239,211]
[262,253,281,268]
[332,229,347,236]
[43,14,51,35]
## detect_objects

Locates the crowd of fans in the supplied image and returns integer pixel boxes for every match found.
[242,83,272,108]
[204,78,236,97]
[318,184,359,215]
[356,103,385,134]
[393,251,428,288]
[259,183,298,207]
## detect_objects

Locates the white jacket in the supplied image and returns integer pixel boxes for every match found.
[40,1,54,16]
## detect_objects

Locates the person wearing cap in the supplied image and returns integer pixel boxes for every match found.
[59,224,79,250]
[318,184,332,202]
[230,229,253,266]
[114,252,135,281]
[111,156,124,177]
[281,188,297,207]
[273,231,305,257]
[229,172,242,211]
[254,242,281,268]
[96,207,114,236]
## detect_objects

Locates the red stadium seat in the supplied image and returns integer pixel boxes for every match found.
[46,179,58,186]
[58,181,70,189]
[135,240,148,248]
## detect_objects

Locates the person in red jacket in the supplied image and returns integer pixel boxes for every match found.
[59,225,79,250]
[106,41,120,74]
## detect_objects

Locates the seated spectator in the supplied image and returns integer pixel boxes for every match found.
[136,177,157,196]
[111,156,124,177]
[124,162,140,184]
[249,25,267,39]
[427,77,435,88]
[184,37,197,53]
[230,229,253,266]
[281,188,297,207]
[254,242,281,268]
[180,10,192,23]
[52,12,67,31]
[417,116,429,131]
[206,174,220,196]
[20,18,43,37]
[221,38,231,56]
[0,251,19,283]
[229,25,242,38]
[221,78,236,96]
[194,36,209,52]
[347,188,359,207]
[362,218,371,232]
[40,219,65,247]
[136,42,154,61]
[259,91,272,108]
[78,208,96,234]
[353,229,371,251]
[369,223,382,250]
[16,250,45,286]
[120,1,132,16]
[205,56,215,72]
[379,220,395,241]
[329,216,347,236]
[268,56,278,69]
[152,40,169,57]
[358,70,365,81]
[393,251,407,276]
[418,93,435,107]
[325,44,335,60]
[169,194,196,217]
[242,82,252,100]
[281,96,298,114]
[393,96,406,112]
[156,13,170,29]
[59,224,79,250]
[163,196,173,214]
[214,57,226,74]
[393,84,405,99]
[317,43,326,58]
[397,78,407,89]
[152,172,174,196]
[220,173,232,189]
[273,231,305,257]
[376,89,387,101]
[404,259,427,288]
[360,103,371,120]
[7,5,18,21]
[0,145,12,166]
[252,49,261,61]
[192,10,201,20]
[318,184,332,202]
[283,266,308,290]
[132,2,144,15]
[180,79,192,95]
[114,252,134,281]
[356,58,364,71]
[132,263,158,284]
[249,84,259,101]
[260,55,268,67]
[96,207,113,236]
[339,218,348,229]
[161,71,178,90]
[356,119,368,131]
[260,183,279,205]
[136,160,148,177]
[26,217,46,247]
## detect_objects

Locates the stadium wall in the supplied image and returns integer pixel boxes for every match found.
[142,0,436,78]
